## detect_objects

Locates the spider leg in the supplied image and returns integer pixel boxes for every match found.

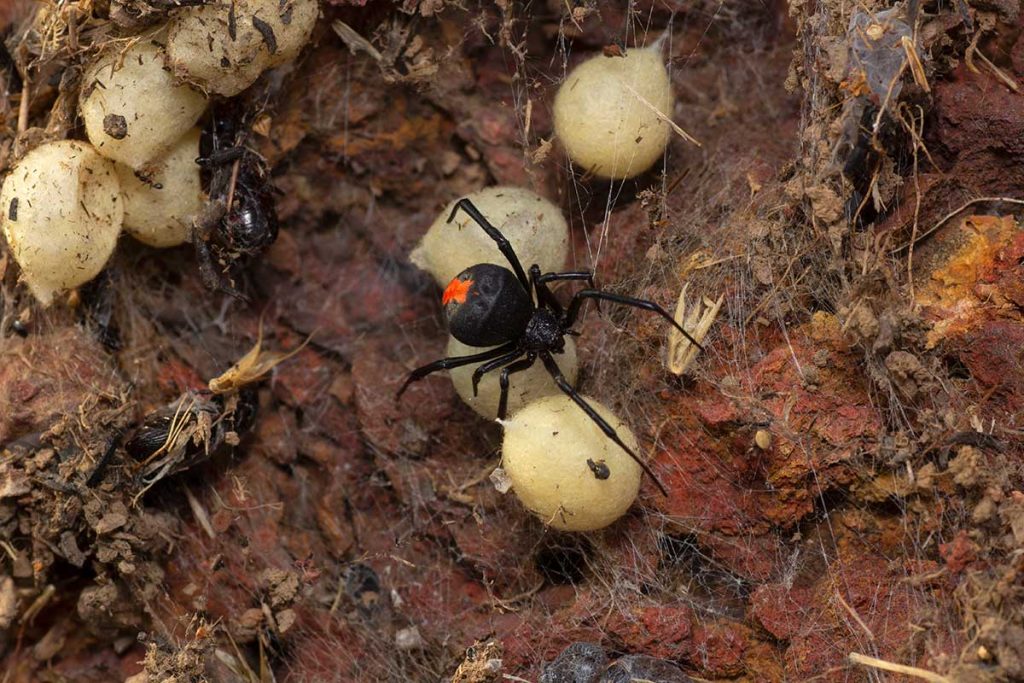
[471,349,526,397]
[496,354,537,419]
[396,343,516,399]
[565,290,704,351]
[538,352,669,497]
[448,199,530,290]
[529,264,563,314]
[533,268,601,315]
[534,270,597,289]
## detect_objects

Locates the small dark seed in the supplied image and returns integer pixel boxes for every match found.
[228,0,237,40]
[103,113,128,140]
[587,458,610,480]
[8,197,17,221]
[252,16,278,54]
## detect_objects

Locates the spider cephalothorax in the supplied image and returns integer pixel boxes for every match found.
[398,198,703,496]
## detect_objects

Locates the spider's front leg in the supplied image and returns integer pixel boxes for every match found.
[529,265,597,314]
[447,199,530,290]
[531,266,601,319]
[533,269,597,290]
[565,289,704,350]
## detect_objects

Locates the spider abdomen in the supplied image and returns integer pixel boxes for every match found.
[443,263,532,346]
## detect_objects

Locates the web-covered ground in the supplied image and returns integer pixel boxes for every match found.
[1,1,1023,681]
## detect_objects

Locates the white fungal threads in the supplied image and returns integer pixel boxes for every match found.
[0,141,123,306]
[553,44,673,179]
[80,39,208,169]
[447,335,579,420]
[117,127,204,248]
[501,395,642,531]
[411,186,569,287]
[167,0,320,97]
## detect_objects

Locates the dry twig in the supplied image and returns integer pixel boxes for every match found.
[848,652,950,683]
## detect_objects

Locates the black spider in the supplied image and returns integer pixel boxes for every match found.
[397,199,704,496]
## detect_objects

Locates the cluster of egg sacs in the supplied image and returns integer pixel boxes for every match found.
[410,46,675,531]
[0,0,318,305]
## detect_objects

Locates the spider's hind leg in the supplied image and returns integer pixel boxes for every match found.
[396,343,515,399]
[496,354,537,420]
[538,352,669,497]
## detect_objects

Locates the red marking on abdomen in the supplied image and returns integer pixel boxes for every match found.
[442,277,473,305]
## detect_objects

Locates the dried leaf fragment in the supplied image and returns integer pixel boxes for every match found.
[208,322,311,394]
[666,282,722,375]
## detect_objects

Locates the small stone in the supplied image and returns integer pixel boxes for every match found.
[59,532,87,568]
[489,467,512,494]
[103,113,128,139]
[231,607,265,643]
[275,608,296,635]
[32,622,67,661]
[540,642,608,683]
[396,625,425,650]
[601,654,692,682]
[94,510,128,535]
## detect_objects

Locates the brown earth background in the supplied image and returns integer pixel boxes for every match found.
[1,0,1023,681]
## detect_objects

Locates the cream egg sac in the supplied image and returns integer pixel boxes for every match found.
[502,394,642,531]
[553,44,673,179]
[80,38,208,169]
[167,0,319,97]
[0,141,123,306]
[117,127,204,248]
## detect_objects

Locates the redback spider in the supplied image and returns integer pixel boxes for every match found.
[397,198,704,496]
